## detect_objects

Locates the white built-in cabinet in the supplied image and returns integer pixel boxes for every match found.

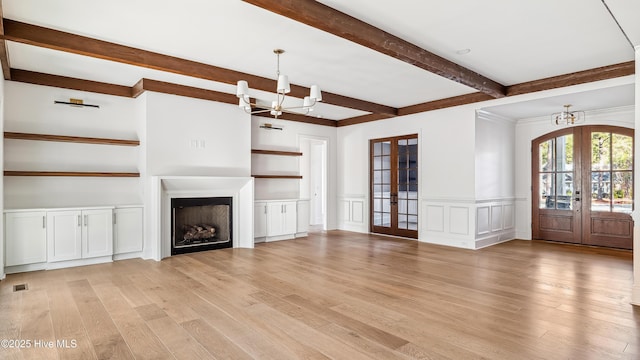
[254,202,268,238]
[4,211,47,266]
[113,207,144,255]
[47,208,113,262]
[254,199,309,242]
[3,206,143,273]
[268,201,297,237]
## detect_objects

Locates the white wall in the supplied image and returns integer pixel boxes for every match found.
[473,111,516,248]
[3,82,142,208]
[145,92,251,177]
[251,116,338,229]
[337,106,480,246]
[514,106,634,240]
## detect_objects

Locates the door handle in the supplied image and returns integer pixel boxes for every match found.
[574,198,581,201]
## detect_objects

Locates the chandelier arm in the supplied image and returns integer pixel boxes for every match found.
[249,108,274,115]
[281,108,310,116]
[281,104,314,111]
[240,95,258,108]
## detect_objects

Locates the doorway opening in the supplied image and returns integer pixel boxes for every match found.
[299,135,328,231]
[532,125,633,249]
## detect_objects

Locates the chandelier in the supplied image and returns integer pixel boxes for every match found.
[552,104,585,125]
[236,49,322,118]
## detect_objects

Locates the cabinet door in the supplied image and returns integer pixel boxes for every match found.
[48,210,82,262]
[297,200,310,234]
[254,202,268,238]
[114,207,143,254]
[82,209,113,259]
[267,202,285,236]
[282,202,297,234]
[4,212,47,266]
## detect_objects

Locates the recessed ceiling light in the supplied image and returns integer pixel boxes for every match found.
[456,48,471,55]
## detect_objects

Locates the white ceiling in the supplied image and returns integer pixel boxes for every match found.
[3,0,638,121]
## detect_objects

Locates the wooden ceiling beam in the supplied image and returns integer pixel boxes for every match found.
[1,18,394,115]
[10,69,132,97]
[506,61,635,96]
[254,112,338,127]
[0,2,11,80]
[398,92,494,117]
[242,0,506,99]
[139,78,238,104]
[336,113,395,127]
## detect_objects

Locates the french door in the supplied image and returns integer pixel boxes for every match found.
[370,134,418,239]
[532,125,633,249]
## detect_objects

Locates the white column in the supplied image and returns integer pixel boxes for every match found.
[633,45,640,306]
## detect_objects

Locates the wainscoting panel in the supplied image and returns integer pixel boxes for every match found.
[450,207,470,235]
[339,196,368,233]
[425,205,444,232]
[475,199,517,249]
[504,204,515,230]
[476,206,490,235]
[351,201,364,223]
[422,198,516,250]
[491,205,503,232]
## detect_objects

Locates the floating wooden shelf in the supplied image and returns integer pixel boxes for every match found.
[4,171,140,177]
[4,132,140,146]
[251,149,302,156]
[252,175,303,179]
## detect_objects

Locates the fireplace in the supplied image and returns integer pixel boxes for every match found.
[171,196,233,255]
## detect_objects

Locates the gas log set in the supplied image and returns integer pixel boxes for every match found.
[178,224,218,245]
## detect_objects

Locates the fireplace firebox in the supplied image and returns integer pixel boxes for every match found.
[171,197,232,255]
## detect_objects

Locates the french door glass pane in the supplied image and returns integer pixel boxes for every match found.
[374,156,382,170]
[591,132,611,171]
[612,134,632,170]
[374,142,382,156]
[591,171,611,212]
[556,172,573,210]
[539,139,554,172]
[612,171,633,213]
[539,173,555,209]
[556,134,573,172]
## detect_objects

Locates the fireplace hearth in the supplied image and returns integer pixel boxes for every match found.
[171,197,232,255]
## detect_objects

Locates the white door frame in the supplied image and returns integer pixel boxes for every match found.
[298,135,328,230]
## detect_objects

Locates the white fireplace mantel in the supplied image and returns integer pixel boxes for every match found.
[148,176,254,260]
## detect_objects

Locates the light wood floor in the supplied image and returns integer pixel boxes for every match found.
[0,230,638,359]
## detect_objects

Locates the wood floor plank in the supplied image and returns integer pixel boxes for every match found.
[92,283,173,359]
[67,279,135,360]
[17,289,58,360]
[180,318,254,360]
[46,283,97,360]
[142,314,214,360]
[0,232,637,359]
